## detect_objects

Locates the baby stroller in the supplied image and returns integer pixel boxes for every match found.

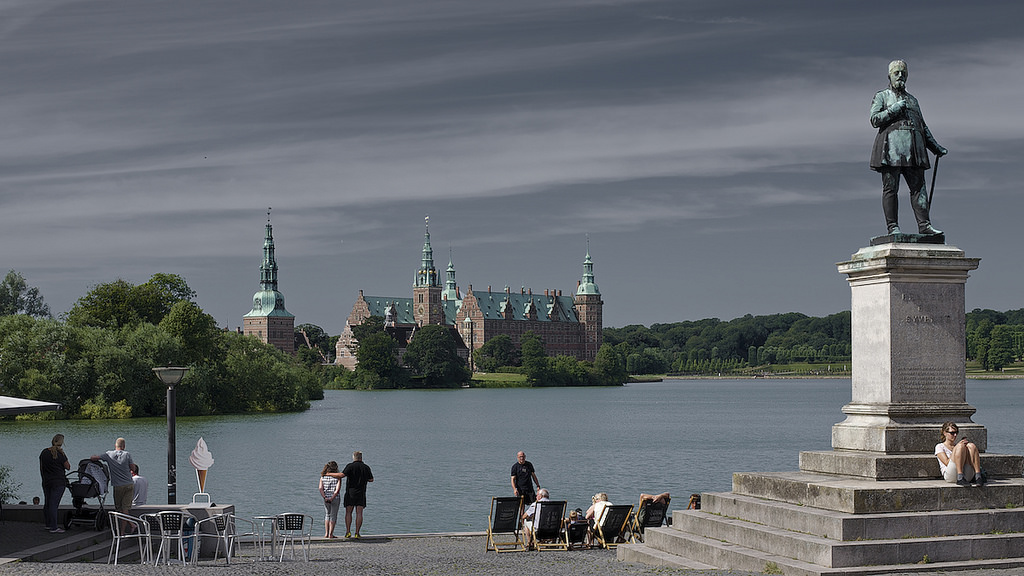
[64,459,109,530]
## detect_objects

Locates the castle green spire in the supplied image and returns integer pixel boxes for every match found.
[415,215,439,287]
[260,209,278,291]
[576,239,600,295]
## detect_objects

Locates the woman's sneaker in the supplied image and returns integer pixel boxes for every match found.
[956,474,971,486]
[50,528,65,533]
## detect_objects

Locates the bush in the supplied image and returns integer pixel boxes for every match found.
[0,464,21,504]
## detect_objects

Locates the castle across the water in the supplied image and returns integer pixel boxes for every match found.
[335,219,603,370]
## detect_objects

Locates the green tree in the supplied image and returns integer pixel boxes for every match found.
[0,315,94,415]
[549,354,587,386]
[402,325,469,388]
[592,343,627,386]
[351,316,385,346]
[0,270,51,318]
[520,331,550,385]
[987,325,1014,371]
[295,323,334,367]
[472,334,519,371]
[223,334,313,412]
[66,274,195,328]
[354,331,404,389]
[159,300,222,364]
[0,465,21,504]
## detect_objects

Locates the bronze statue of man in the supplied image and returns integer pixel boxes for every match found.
[869,60,947,235]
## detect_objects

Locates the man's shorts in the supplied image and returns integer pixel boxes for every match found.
[113,484,134,513]
[344,490,367,508]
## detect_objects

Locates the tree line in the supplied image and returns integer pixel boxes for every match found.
[604,308,1024,376]
[0,270,322,419]
[602,311,853,375]
[965,308,1024,371]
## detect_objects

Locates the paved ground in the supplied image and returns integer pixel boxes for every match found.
[1,520,1019,576]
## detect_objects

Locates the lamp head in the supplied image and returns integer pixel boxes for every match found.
[152,366,189,387]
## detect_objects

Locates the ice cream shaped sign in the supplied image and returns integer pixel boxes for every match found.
[189,437,214,493]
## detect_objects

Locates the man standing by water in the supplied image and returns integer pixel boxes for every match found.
[341,451,373,539]
[92,437,134,531]
[511,451,540,506]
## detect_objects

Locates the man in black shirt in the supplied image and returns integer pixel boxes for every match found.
[341,451,373,538]
[510,451,540,506]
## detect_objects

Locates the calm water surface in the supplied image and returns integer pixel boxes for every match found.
[3,378,1023,534]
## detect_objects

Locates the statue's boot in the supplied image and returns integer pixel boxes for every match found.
[882,191,900,235]
[911,183,941,235]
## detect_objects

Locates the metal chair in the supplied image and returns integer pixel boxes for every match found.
[194,513,230,564]
[275,513,312,561]
[226,514,259,561]
[153,510,192,565]
[107,511,151,565]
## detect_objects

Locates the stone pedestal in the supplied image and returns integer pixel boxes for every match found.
[834,243,981,453]
[796,243,1003,479]
[619,242,1024,575]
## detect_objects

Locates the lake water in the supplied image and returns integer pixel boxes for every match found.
[3,378,1023,534]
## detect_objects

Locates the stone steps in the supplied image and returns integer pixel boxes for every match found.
[701,492,1024,540]
[672,506,1024,568]
[618,475,1024,576]
[619,527,1024,576]
[733,471,1024,514]
[800,450,1023,480]
[16,529,111,563]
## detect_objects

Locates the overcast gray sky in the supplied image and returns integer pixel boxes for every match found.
[2,1,1021,334]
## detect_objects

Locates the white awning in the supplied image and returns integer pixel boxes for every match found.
[0,395,62,416]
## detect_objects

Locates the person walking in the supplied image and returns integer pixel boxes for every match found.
[319,461,342,538]
[39,434,70,533]
[340,452,373,538]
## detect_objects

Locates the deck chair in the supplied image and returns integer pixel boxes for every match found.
[629,496,671,543]
[485,496,525,552]
[566,520,589,550]
[526,500,568,551]
[591,504,633,549]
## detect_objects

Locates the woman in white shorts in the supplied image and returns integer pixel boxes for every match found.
[935,421,985,486]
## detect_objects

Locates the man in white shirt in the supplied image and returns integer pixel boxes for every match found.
[521,488,551,549]
[131,463,148,507]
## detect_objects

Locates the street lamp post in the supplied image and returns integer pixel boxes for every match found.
[463,317,474,372]
[152,366,189,504]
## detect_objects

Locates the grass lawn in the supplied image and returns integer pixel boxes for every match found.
[469,372,529,387]
[967,361,1024,377]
